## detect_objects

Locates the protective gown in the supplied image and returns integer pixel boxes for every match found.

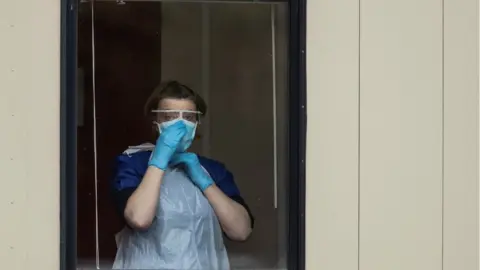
[111,145,241,270]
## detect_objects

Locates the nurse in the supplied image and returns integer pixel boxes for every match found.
[111,81,254,269]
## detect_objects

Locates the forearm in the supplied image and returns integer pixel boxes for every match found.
[203,185,252,241]
[124,166,164,230]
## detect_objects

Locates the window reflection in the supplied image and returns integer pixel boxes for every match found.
[77,1,289,269]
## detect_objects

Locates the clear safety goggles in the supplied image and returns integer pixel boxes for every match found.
[151,109,202,123]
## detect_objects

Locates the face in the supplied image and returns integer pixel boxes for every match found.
[153,98,200,152]
[155,98,199,124]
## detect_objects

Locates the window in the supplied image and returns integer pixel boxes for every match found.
[60,0,305,269]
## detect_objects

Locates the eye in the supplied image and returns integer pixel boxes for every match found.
[185,115,196,122]
[182,112,198,122]
[163,112,180,121]
[165,114,176,121]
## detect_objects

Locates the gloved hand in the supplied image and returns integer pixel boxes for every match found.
[148,121,186,171]
[170,153,214,191]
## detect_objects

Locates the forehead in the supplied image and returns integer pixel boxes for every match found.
[157,98,196,111]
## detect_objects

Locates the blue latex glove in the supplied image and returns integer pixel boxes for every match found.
[170,153,214,191]
[148,121,186,171]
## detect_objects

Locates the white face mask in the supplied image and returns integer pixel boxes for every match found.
[155,119,197,152]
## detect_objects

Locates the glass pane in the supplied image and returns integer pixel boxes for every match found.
[76,1,289,269]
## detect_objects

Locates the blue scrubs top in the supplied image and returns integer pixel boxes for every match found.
[110,151,254,228]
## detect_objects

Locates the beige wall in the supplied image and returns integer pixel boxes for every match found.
[307,0,479,270]
[306,0,360,268]
[444,0,478,268]
[1,0,479,270]
[360,0,444,268]
[0,0,60,269]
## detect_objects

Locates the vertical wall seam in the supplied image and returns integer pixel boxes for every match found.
[357,0,362,269]
[441,0,445,268]
[478,2,480,268]
[477,1,480,269]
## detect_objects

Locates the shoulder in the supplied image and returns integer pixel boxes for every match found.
[198,155,226,168]
[116,151,152,166]
[115,142,155,167]
[198,156,241,197]
[198,156,230,179]
[112,151,151,191]
[115,151,151,171]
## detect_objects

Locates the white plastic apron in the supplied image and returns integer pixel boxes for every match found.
[112,168,230,270]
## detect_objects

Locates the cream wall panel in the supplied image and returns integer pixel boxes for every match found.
[359,0,443,269]
[0,0,60,269]
[443,0,479,269]
[306,0,359,269]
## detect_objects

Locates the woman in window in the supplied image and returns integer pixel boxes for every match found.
[111,81,254,269]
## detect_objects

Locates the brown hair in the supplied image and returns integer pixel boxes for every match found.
[144,80,207,116]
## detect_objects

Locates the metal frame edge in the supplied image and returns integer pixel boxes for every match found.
[60,0,78,269]
[287,0,307,269]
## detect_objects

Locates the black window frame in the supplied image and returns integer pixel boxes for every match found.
[59,0,306,269]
